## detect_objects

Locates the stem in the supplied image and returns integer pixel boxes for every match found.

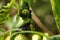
[0,29,49,39]
[3,0,16,8]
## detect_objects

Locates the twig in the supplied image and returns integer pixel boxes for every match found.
[30,7,53,35]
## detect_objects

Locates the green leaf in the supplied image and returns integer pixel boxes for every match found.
[50,0,60,32]
[0,36,4,40]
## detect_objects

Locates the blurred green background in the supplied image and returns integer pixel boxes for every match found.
[0,0,59,35]
[30,0,59,35]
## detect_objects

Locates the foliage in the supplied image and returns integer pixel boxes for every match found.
[50,0,60,40]
[0,0,49,40]
[50,0,60,32]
